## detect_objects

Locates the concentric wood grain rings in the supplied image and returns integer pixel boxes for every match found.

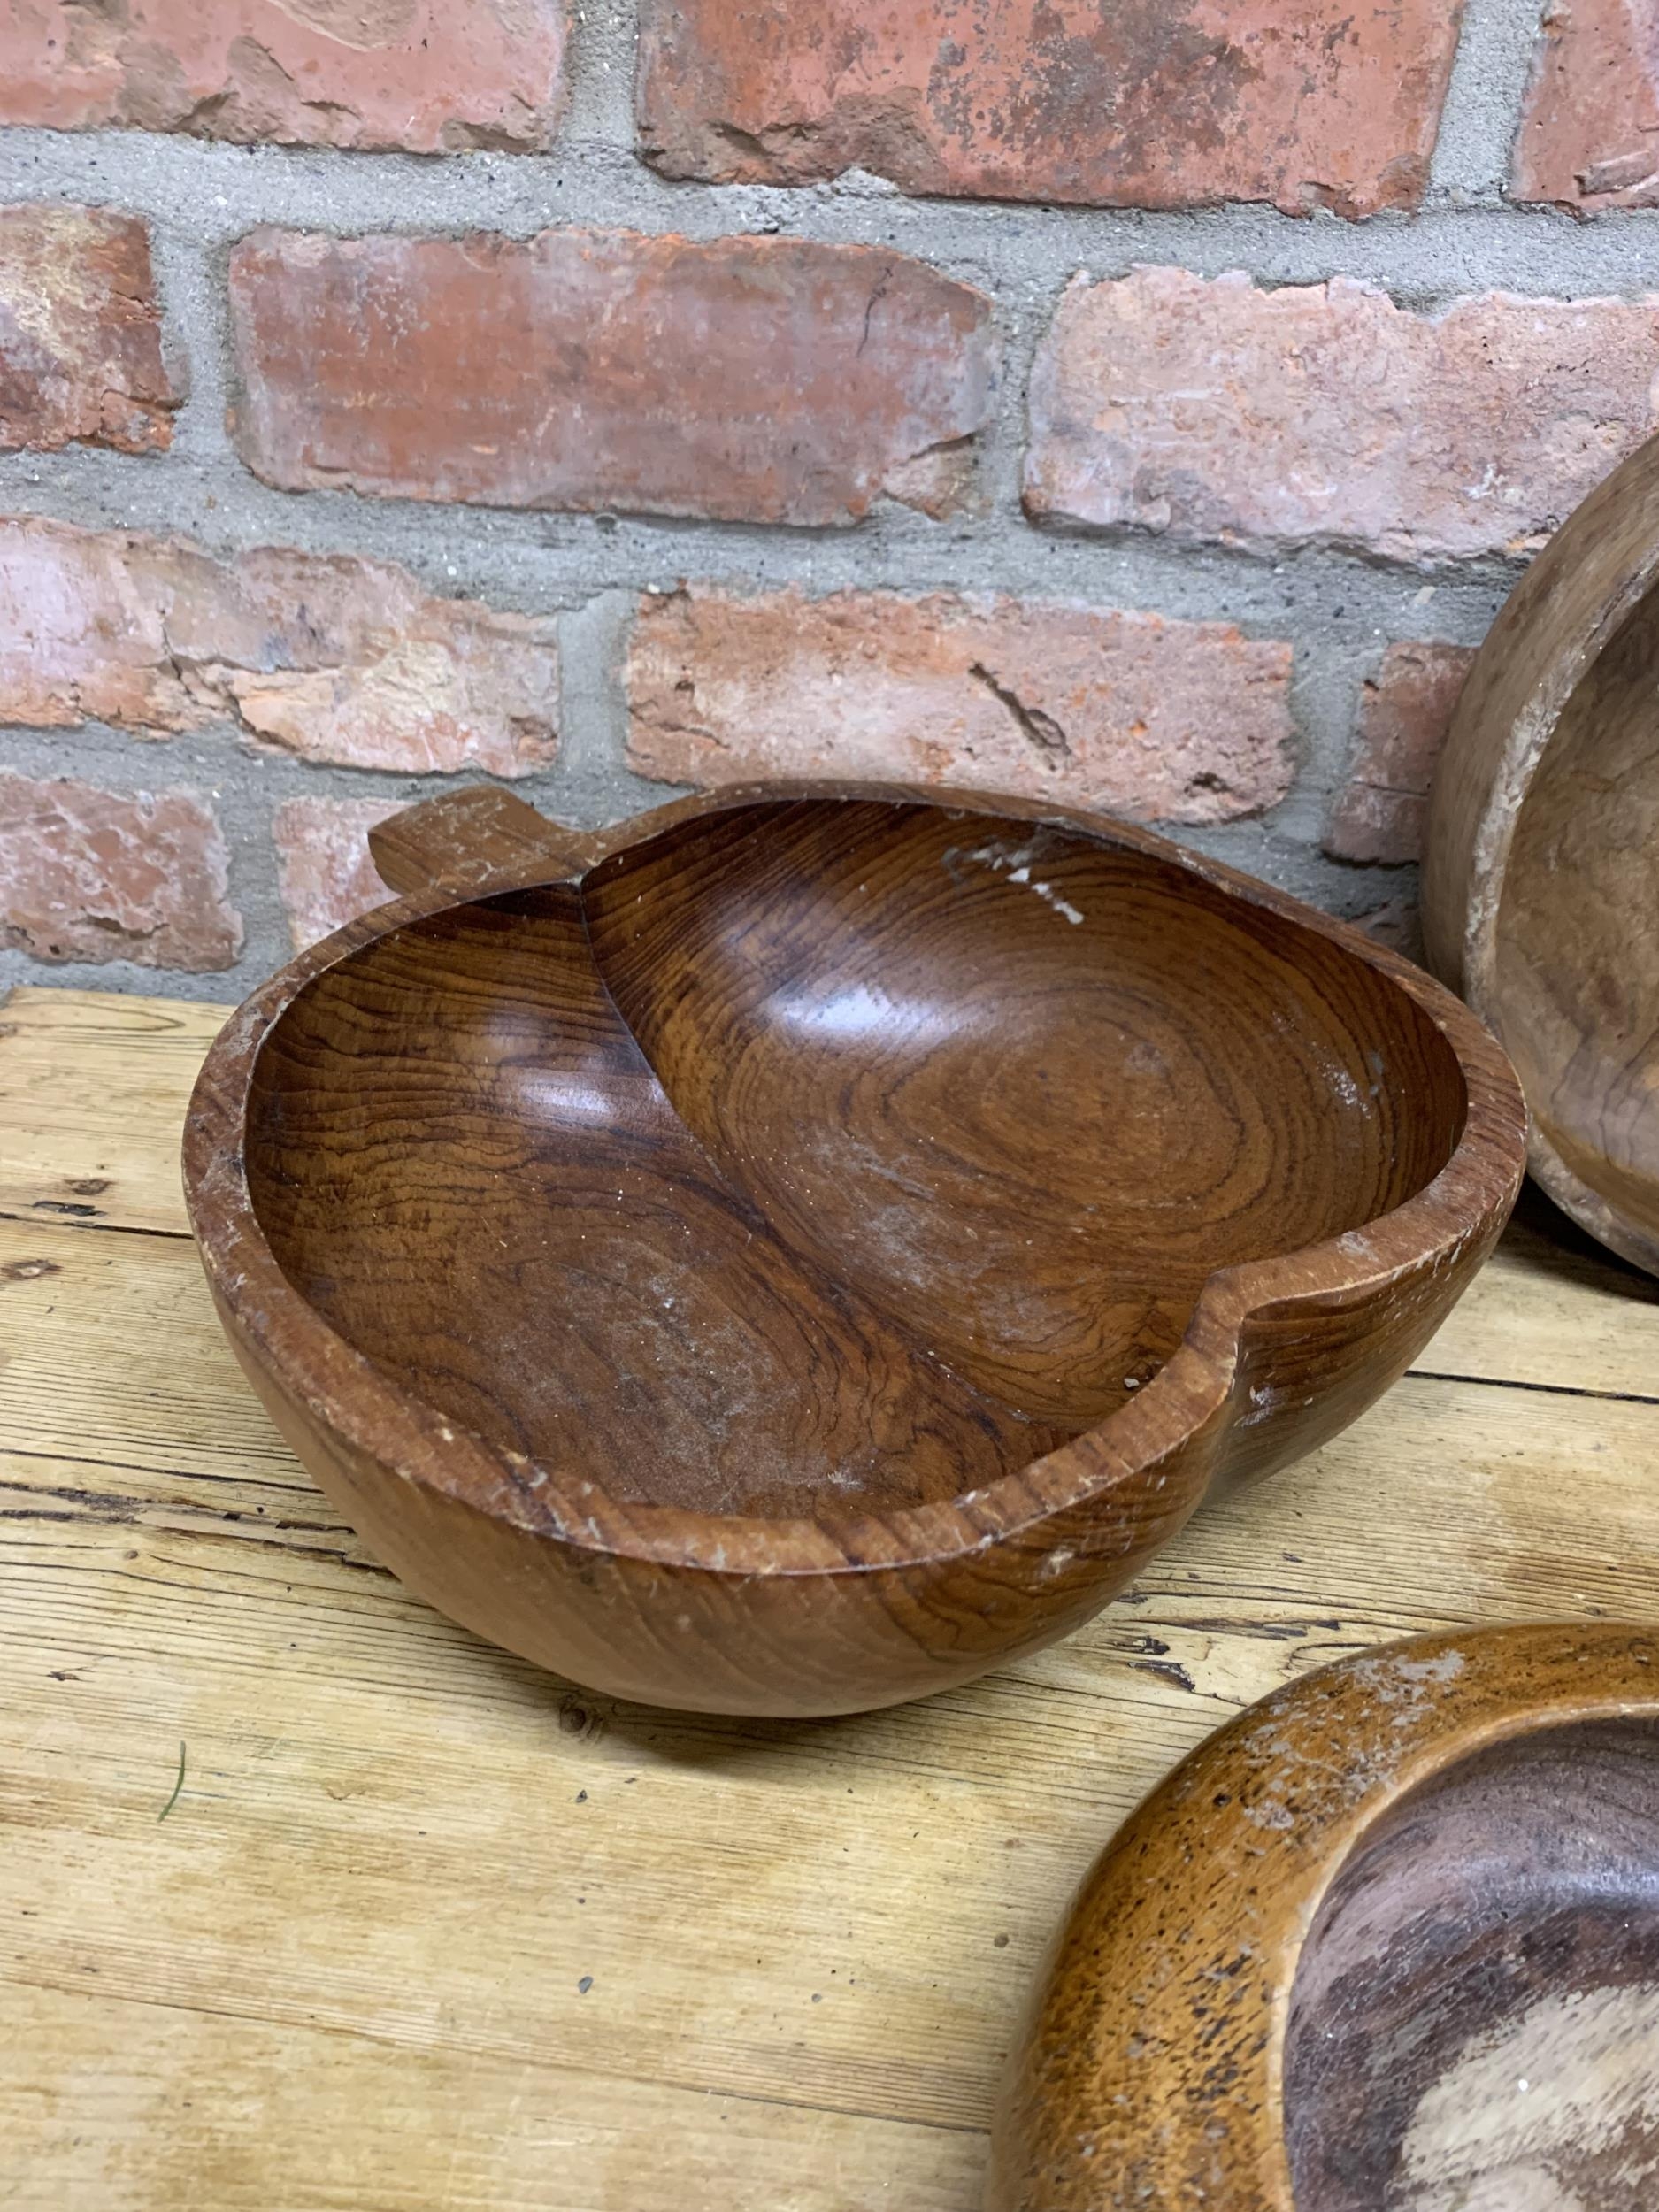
[185,784,1522,1715]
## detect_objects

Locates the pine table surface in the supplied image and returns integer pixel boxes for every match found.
[3,984,1656,2211]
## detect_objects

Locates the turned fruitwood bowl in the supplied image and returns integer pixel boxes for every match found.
[1425,431,1659,1277]
[989,1622,1659,2211]
[185,783,1523,1717]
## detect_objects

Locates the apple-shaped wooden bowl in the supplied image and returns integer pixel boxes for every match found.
[989,1621,1659,2210]
[184,784,1523,1716]
[1425,429,1659,1277]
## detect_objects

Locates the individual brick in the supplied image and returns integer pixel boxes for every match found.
[1325,641,1476,864]
[0,516,559,776]
[0,205,175,454]
[0,0,567,154]
[637,0,1463,220]
[272,795,403,952]
[228,227,998,526]
[1513,0,1659,215]
[1025,266,1659,564]
[0,772,240,969]
[625,586,1294,825]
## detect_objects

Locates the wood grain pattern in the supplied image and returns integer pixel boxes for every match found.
[1,990,1656,2208]
[989,1623,1659,2211]
[184,784,1525,1717]
[1424,430,1659,1277]
[367,783,589,899]
[0,987,224,1234]
[4,1984,980,2212]
[1416,1183,1659,1401]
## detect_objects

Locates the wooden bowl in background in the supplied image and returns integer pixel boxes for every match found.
[185,784,1523,1716]
[1425,432,1659,1278]
[989,1621,1659,2210]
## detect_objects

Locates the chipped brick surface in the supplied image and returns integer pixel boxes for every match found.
[1025,266,1659,564]
[0,0,567,154]
[1325,640,1476,864]
[0,772,241,969]
[229,227,998,526]
[0,205,176,455]
[637,0,1461,219]
[626,586,1294,824]
[4,13,1635,1004]
[273,795,403,951]
[1513,0,1659,215]
[0,517,558,775]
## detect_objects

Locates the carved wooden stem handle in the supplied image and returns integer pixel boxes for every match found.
[368,787,590,899]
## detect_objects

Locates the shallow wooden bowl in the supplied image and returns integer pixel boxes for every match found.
[185,783,1523,1716]
[1425,432,1659,1277]
[989,1621,1659,2210]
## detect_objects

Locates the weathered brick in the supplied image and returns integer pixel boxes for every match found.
[273,795,403,952]
[639,0,1461,220]
[0,517,558,776]
[0,205,175,454]
[1513,0,1659,215]
[229,227,997,526]
[1325,641,1475,865]
[0,0,566,154]
[1025,266,1659,564]
[626,586,1294,824]
[0,772,240,969]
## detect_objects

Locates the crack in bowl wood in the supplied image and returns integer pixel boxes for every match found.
[184,784,1524,1717]
[1425,431,1659,1279]
[988,1622,1659,2212]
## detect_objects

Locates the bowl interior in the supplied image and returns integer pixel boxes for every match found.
[1495,582,1659,1256]
[244,797,1466,1518]
[1285,1717,1659,2212]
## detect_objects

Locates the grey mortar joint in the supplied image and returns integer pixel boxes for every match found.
[0,0,1641,991]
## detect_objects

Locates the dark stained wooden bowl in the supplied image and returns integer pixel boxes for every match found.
[1425,431,1659,1277]
[989,1621,1659,2211]
[184,783,1524,1716]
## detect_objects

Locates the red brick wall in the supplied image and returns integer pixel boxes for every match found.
[0,0,1649,990]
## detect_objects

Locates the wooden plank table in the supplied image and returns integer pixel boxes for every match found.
[3,983,1657,2210]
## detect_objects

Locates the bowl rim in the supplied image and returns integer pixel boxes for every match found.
[989,1619,1659,2211]
[184,780,1525,1578]
[1422,430,1659,1277]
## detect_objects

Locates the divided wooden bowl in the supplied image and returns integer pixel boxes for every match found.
[1425,430,1659,1277]
[184,783,1524,1716]
[989,1622,1659,2211]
